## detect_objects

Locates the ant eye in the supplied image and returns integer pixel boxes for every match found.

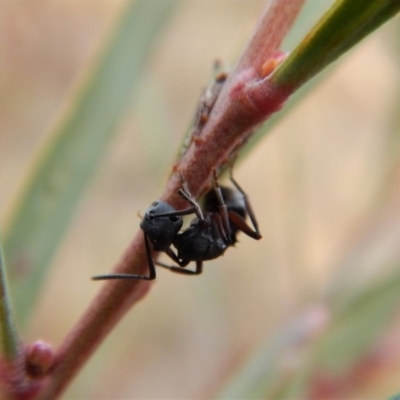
[169,216,179,222]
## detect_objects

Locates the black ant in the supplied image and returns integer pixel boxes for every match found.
[92,170,261,281]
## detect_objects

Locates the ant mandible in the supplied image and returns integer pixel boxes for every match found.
[92,170,261,281]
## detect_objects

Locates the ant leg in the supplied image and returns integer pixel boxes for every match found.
[211,213,229,243]
[148,193,203,221]
[212,170,232,242]
[156,248,203,275]
[228,211,261,240]
[178,178,205,221]
[149,177,205,222]
[157,259,203,276]
[177,68,227,160]
[92,232,156,281]
[191,62,228,138]
[228,169,261,239]
[148,205,198,219]
[168,261,202,275]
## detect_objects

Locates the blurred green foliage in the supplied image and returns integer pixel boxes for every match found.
[1,0,400,398]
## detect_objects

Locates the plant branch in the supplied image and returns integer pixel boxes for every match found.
[37,233,151,400]
[37,0,305,398]
[164,0,305,203]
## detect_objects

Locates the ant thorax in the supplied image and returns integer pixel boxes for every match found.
[173,214,227,262]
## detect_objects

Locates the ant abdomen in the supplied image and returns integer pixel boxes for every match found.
[203,186,246,219]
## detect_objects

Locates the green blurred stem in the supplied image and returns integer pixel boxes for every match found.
[3,0,178,325]
[272,0,400,90]
[0,235,21,362]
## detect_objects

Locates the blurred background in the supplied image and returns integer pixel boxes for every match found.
[1,1,400,398]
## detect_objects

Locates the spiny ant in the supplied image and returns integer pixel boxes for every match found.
[92,170,261,281]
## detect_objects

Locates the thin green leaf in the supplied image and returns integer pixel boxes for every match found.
[271,0,400,90]
[216,306,328,399]
[0,234,21,361]
[208,1,338,171]
[314,265,400,374]
[276,264,400,397]
[3,0,178,324]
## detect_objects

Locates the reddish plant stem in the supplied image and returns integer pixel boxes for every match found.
[2,356,41,400]
[36,0,304,398]
[236,0,304,72]
[36,233,150,400]
[164,0,303,203]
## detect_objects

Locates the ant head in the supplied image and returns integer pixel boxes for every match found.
[140,201,183,252]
